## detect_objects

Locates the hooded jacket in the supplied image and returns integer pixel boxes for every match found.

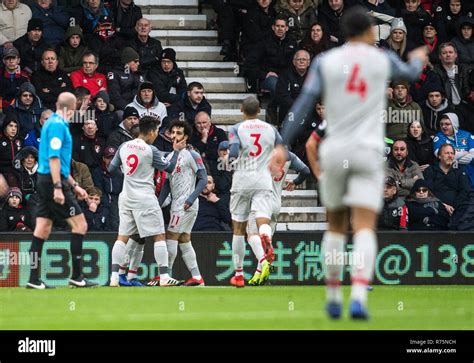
[72,0,112,34]
[433,1,469,41]
[0,202,33,232]
[406,121,436,166]
[400,5,432,44]
[12,33,50,75]
[126,88,167,123]
[9,145,38,201]
[167,96,212,126]
[433,112,474,161]
[451,16,474,66]
[107,65,144,110]
[31,2,70,46]
[5,82,44,138]
[92,90,120,137]
[386,93,424,140]
[0,116,22,175]
[147,63,187,105]
[58,26,90,74]
[105,120,135,149]
[31,63,73,109]
[0,65,30,111]
[421,96,455,135]
[405,193,449,230]
[377,194,407,230]
[72,128,106,170]
[277,0,317,43]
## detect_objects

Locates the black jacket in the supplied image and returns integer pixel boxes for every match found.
[400,6,432,44]
[432,64,471,105]
[109,0,142,39]
[0,204,33,232]
[86,33,126,74]
[91,160,123,207]
[406,126,436,166]
[107,67,144,110]
[192,195,232,231]
[106,122,134,148]
[147,65,187,105]
[31,67,73,109]
[82,202,108,231]
[9,146,38,202]
[13,35,50,75]
[318,3,347,46]
[127,35,162,72]
[421,98,456,135]
[377,196,406,230]
[274,65,307,122]
[0,67,30,110]
[188,124,227,162]
[406,196,450,230]
[240,3,277,55]
[168,97,212,126]
[72,133,106,170]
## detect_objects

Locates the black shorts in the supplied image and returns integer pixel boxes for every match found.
[35,174,83,220]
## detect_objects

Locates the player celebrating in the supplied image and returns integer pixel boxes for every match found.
[271,7,428,319]
[108,116,186,287]
[27,92,97,289]
[157,120,208,286]
[227,96,283,288]
[247,151,310,286]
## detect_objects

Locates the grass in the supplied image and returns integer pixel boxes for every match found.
[0,286,472,330]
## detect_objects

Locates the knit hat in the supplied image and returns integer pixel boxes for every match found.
[160,48,176,62]
[7,187,23,202]
[425,81,445,96]
[94,90,110,104]
[390,18,407,34]
[123,106,139,120]
[391,79,410,89]
[2,47,19,59]
[411,179,430,195]
[28,18,43,32]
[121,47,139,65]
[139,81,154,92]
[98,15,113,26]
[423,20,437,31]
[385,176,397,187]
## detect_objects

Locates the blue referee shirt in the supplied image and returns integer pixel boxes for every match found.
[38,113,73,178]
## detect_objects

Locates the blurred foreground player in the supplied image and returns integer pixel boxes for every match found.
[227,96,284,288]
[27,92,97,289]
[271,7,428,319]
[108,116,186,287]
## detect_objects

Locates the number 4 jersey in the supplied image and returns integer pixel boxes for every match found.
[229,119,283,192]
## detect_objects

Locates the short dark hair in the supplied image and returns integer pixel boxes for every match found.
[438,143,455,155]
[170,119,192,138]
[73,87,91,99]
[340,6,374,39]
[41,48,57,59]
[187,81,204,92]
[439,42,457,54]
[83,51,99,64]
[139,116,160,135]
[274,14,288,26]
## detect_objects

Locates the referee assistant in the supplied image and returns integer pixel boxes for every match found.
[27,92,97,289]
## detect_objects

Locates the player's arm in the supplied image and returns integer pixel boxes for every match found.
[388,47,427,82]
[184,151,208,211]
[158,176,171,207]
[151,140,186,173]
[287,152,310,189]
[107,144,124,175]
[305,122,325,179]
[228,124,241,161]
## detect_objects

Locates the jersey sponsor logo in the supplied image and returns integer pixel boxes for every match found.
[95,145,101,153]
[107,72,114,79]
[50,137,62,150]
[97,79,103,86]
[461,139,467,146]
[433,136,439,142]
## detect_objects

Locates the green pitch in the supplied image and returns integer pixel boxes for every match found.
[0,286,472,330]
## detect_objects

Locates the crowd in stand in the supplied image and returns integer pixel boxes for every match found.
[0,0,473,232]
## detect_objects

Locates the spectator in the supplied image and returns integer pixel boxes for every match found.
[72,0,111,35]
[240,0,277,59]
[168,81,211,125]
[82,187,108,230]
[31,48,73,110]
[386,79,424,139]
[58,25,89,74]
[400,0,431,44]
[450,16,473,67]
[189,111,227,166]
[92,90,118,137]
[24,108,51,148]
[377,176,407,230]
[0,47,29,111]
[13,18,50,75]
[434,0,465,41]
[406,120,436,170]
[422,21,441,65]
[105,105,138,148]
[31,0,69,46]
[192,175,231,231]
[0,116,22,175]
[421,81,456,135]
[212,140,232,201]
[71,158,95,194]
[70,86,92,135]
[107,46,143,111]
[91,145,122,231]
[0,0,32,48]
[274,49,310,125]
[73,118,106,171]
[86,15,125,74]
[432,42,471,127]
[405,178,450,230]
[108,0,142,40]
[147,48,187,107]
[5,82,43,138]
[299,21,332,59]
[379,18,415,61]
[386,139,424,197]
[0,187,33,231]
[127,18,162,73]
[318,0,350,46]
[9,145,38,204]
[278,0,317,44]
[70,52,107,97]
[126,81,167,123]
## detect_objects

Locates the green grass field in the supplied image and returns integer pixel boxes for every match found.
[0,286,472,330]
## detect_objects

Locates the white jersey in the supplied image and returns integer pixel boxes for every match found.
[229,119,282,192]
[109,138,173,210]
[166,148,204,213]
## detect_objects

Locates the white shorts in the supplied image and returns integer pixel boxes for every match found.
[230,189,272,222]
[246,210,278,236]
[168,209,198,234]
[319,147,385,212]
[118,208,165,238]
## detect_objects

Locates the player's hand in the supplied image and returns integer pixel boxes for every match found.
[285,180,296,191]
[269,145,287,176]
[53,188,65,205]
[73,185,88,201]
[408,46,429,67]
[184,201,191,211]
[173,138,187,151]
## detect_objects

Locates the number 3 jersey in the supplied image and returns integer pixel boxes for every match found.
[110,138,173,210]
[228,119,282,192]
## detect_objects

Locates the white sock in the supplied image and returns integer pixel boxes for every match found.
[154,240,170,280]
[166,239,178,275]
[232,235,245,277]
[122,238,138,269]
[321,231,347,303]
[112,240,126,277]
[248,234,265,272]
[127,243,144,280]
[259,223,272,240]
[350,229,377,304]
[179,242,201,280]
